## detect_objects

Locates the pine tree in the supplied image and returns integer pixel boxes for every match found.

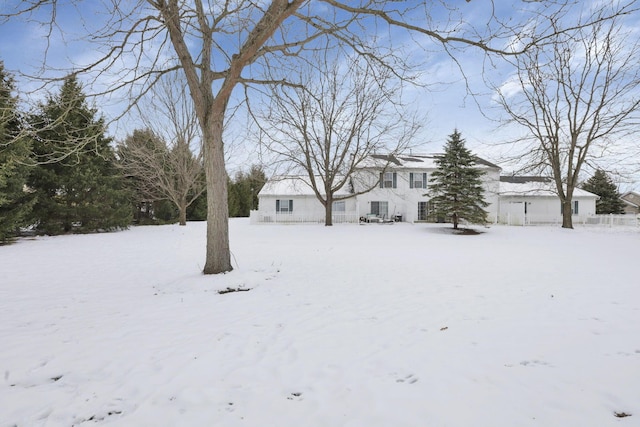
[247,164,267,211]
[429,130,488,229]
[118,129,168,224]
[186,189,207,221]
[227,165,266,217]
[0,63,34,242]
[581,169,625,214]
[28,76,131,234]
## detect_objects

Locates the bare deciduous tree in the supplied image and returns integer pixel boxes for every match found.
[121,75,205,226]
[493,11,640,228]
[118,127,204,226]
[3,1,637,271]
[256,53,421,226]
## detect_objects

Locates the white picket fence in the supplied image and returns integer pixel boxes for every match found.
[497,213,639,227]
[250,211,360,224]
[250,210,639,227]
[582,214,640,227]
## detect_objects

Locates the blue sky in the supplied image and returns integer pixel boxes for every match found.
[1,1,638,189]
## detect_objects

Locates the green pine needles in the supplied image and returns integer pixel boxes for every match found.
[428,130,488,229]
[0,63,34,242]
[581,169,625,215]
[27,76,132,234]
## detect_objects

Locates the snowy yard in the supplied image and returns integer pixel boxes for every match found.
[1,219,639,427]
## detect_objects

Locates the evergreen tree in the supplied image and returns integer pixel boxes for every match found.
[228,165,266,217]
[429,130,488,229]
[28,76,131,234]
[228,171,251,217]
[581,169,625,214]
[247,164,267,212]
[186,189,207,221]
[118,129,168,224]
[0,63,34,242]
[227,174,242,218]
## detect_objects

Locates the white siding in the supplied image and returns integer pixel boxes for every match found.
[353,169,430,222]
[255,194,358,223]
[498,195,597,225]
[354,167,500,223]
[255,156,502,224]
[482,168,501,223]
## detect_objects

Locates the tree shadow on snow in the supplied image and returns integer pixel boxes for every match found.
[423,225,485,236]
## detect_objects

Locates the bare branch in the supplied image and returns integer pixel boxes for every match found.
[254,52,423,225]
[5,0,638,270]
[492,11,640,228]
[118,74,205,225]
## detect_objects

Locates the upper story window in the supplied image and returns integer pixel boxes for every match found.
[379,172,397,189]
[409,172,427,189]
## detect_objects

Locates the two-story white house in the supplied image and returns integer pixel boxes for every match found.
[251,154,502,224]
[351,154,501,223]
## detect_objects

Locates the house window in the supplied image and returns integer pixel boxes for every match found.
[276,199,293,214]
[560,200,579,215]
[371,201,388,217]
[410,172,427,189]
[379,172,397,188]
[333,200,345,212]
[418,201,428,221]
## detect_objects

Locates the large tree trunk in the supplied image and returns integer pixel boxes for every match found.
[178,196,187,226]
[324,196,333,226]
[202,113,232,274]
[561,199,574,229]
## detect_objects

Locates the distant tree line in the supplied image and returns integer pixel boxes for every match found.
[0,63,265,242]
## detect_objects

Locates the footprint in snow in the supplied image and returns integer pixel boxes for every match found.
[396,374,419,384]
[287,392,303,401]
[519,360,551,367]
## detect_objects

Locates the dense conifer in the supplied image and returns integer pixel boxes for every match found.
[27,76,131,234]
[0,63,34,241]
[227,165,266,218]
[581,169,625,214]
[429,130,488,229]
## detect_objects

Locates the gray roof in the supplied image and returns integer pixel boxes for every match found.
[367,153,501,170]
[499,177,598,198]
[258,175,352,197]
[621,192,640,208]
[500,176,552,184]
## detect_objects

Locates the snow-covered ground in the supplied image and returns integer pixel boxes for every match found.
[1,220,639,427]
